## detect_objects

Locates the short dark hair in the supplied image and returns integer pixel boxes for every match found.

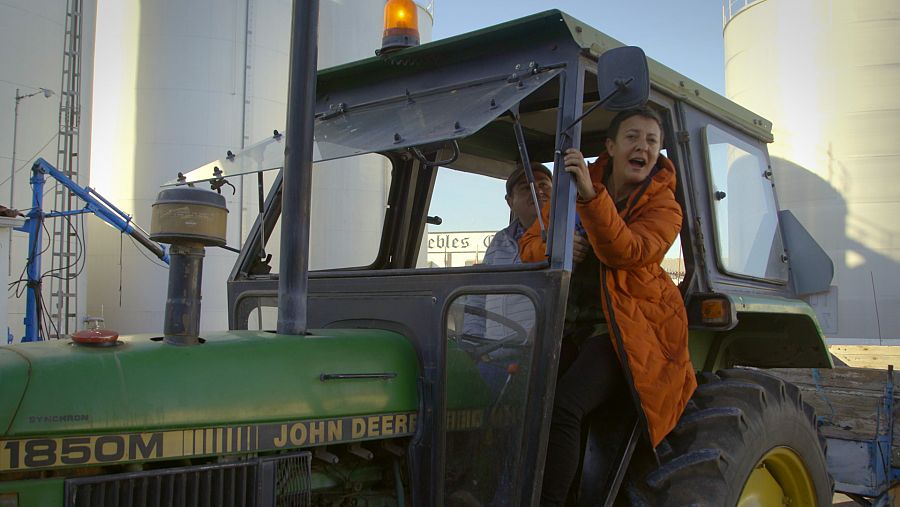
[606,107,664,144]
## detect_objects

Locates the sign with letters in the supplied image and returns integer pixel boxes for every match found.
[0,408,494,471]
[427,232,495,254]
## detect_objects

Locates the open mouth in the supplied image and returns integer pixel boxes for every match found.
[628,157,647,170]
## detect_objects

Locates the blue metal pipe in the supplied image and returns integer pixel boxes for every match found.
[14,158,169,342]
[17,164,46,342]
[31,158,168,262]
[87,186,132,223]
[45,209,90,218]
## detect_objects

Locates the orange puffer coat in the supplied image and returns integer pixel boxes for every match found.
[520,153,696,446]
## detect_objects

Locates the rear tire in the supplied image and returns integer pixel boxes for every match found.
[624,368,833,506]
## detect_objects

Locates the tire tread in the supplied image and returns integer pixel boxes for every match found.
[623,368,833,506]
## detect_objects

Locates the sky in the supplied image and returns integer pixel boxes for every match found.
[425,0,727,232]
[431,0,726,93]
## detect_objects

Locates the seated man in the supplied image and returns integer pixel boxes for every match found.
[458,160,592,399]
[485,161,590,269]
[484,162,552,265]
[449,163,555,506]
[461,163,553,347]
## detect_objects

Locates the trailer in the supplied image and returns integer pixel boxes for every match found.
[770,366,900,505]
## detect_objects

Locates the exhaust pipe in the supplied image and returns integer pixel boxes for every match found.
[277,0,320,336]
[150,187,228,346]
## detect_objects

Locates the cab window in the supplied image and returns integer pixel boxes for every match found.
[265,153,392,272]
[703,124,788,281]
[426,169,508,267]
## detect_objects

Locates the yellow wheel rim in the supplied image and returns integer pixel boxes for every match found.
[737,446,818,507]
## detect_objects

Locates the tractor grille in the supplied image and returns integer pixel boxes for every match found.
[65,451,312,507]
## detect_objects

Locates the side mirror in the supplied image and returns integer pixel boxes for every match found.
[596,46,650,111]
[558,46,651,140]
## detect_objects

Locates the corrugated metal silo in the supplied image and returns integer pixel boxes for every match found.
[723,0,900,342]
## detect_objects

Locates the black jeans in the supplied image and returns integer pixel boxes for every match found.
[541,334,625,507]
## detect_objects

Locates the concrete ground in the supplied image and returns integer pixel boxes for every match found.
[833,492,857,506]
[833,488,900,506]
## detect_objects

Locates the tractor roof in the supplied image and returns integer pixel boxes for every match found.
[170,10,775,187]
[318,9,774,143]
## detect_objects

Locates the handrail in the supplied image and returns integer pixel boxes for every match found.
[418,0,435,19]
[722,0,764,26]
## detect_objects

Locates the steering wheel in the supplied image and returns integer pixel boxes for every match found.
[455,303,531,357]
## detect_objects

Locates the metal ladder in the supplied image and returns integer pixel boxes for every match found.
[48,0,85,338]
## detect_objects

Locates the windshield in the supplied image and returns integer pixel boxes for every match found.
[166,68,561,187]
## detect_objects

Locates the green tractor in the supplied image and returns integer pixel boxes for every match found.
[1,6,836,506]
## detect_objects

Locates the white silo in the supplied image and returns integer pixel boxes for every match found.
[1,0,97,342]
[87,0,252,334]
[87,1,434,334]
[723,0,900,343]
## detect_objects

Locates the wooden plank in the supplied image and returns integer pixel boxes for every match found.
[829,345,900,370]
[791,388,881,437]
[763,367,900,467]
[767,367,900,393]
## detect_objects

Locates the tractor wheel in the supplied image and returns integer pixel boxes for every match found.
[624,368,833,506]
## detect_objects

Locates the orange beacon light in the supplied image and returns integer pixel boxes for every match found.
[381,0,419,53]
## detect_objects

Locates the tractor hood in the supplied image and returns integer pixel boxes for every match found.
[0,348,29,433]
[0,330,424,472]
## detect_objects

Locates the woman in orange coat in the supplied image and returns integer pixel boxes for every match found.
[520,107,697,506]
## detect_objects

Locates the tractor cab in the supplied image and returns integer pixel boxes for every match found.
[168,8,834,506]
